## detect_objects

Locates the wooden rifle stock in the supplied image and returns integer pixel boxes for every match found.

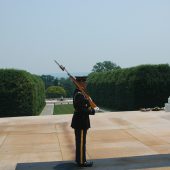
[54,60,98,109]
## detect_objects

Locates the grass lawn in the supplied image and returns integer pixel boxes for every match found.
[53,104,74,115]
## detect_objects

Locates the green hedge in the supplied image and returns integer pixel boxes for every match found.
[87,64,170,111]
[0,69,45,117]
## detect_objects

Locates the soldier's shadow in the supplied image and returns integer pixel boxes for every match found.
[16,161,79,170]
[16,154,170,170]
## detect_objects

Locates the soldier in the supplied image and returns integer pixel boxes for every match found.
[71,76,95,167]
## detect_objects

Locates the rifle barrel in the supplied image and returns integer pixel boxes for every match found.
[54,60,65,71]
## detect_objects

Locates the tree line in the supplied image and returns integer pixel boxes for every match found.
[1,61,169,117]
[40,75,74,98]
[40,61,118,98]
[40,61,170,111]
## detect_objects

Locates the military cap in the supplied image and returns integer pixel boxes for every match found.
[75,76,87,82]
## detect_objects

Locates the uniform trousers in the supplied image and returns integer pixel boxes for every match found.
[74,129,87,164]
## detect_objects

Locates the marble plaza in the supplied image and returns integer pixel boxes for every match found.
[1,111,170,169]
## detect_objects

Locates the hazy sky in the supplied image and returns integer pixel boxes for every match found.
[0,0,170,75]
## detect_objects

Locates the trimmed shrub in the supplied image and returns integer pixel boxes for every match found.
[0,69,45,117]
[46,86,66,98]
[87,64,170,111]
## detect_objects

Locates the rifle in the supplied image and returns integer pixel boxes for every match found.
[54,60,99,110]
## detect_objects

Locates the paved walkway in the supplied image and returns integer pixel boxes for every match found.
[40,99,74,116]
[1,111,170,170]
[40,104,54,116]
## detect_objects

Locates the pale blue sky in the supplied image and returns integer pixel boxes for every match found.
[0,0,170,75]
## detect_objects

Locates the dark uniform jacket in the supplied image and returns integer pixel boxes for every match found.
[71,89,95,129]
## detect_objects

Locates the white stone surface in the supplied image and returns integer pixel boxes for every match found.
[165,97,170,112]
[1,110,170,170]
[40,104,54,116]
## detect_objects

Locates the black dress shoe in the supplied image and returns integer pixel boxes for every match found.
[78,161,93,167]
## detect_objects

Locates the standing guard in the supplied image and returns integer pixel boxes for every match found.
[71,76,95,167]
[54,61,98,167]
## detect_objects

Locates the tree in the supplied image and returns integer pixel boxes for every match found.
[40,75,55,89]
[46,86,66,98]
[92,61,121,72]
[40,75,75,97]
[59,78,75,97]
[53,77,59,86]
